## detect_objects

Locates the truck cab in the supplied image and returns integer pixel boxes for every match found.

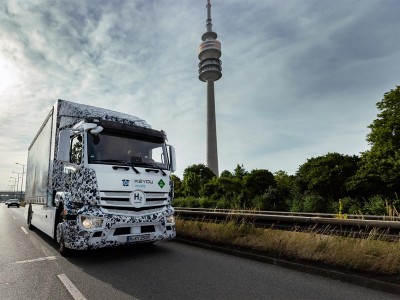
[55,118,176,254]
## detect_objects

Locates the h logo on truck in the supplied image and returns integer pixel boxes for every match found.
[130,190,146,207]
[122,179,130,186]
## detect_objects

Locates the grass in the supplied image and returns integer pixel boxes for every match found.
[175,217,400,276]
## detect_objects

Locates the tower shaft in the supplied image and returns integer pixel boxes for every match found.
[207,80,218,176]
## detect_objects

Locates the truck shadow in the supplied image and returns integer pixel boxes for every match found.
[33,227,171,261]
[32,227,180,298]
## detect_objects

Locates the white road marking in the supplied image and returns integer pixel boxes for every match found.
[15,256,57,264]
[21,226,29,234]
[12,216,16,220]
[57,274,87,300]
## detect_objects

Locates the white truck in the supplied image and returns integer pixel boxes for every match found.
[25,99,176,255]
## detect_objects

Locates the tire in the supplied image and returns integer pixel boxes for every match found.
[27,206,35,230]
[56,211,71,257]
[58,233,71,257]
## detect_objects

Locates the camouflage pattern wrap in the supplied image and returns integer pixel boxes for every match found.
[51,99,176,251]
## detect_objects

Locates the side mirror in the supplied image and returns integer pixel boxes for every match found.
[168,145,176,173]
[90,125,103,134]
[57,129,71,162]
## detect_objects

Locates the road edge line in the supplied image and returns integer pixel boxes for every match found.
[57,274,87,300]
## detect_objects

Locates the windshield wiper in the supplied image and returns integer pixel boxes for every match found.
[143,162,166,176]
[90,159,140,174]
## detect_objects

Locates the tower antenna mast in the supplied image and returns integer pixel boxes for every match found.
[198,0,222,176]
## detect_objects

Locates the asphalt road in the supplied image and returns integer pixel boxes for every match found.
[0,204,398,300]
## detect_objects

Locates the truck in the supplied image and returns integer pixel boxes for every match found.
[25,99,176,255]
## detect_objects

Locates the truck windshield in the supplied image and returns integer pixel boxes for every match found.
[87,132,168,169]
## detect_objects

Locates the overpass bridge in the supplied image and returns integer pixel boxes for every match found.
[0,191,25,202]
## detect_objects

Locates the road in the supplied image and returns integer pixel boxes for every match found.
[0,204,398,300]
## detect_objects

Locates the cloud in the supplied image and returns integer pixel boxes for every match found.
[0,0,400,188]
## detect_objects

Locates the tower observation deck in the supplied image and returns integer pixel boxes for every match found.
[198,0,222,176]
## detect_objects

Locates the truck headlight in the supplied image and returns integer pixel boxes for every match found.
[80,216,104,230]
[166,214,175,224]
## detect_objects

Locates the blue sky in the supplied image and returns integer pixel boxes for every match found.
[1,0,400,190]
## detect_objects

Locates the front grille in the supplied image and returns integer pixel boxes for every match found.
[99,191,169,209]
[102,206,165,216]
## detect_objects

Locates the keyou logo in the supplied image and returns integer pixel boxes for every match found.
[122,179,130,186]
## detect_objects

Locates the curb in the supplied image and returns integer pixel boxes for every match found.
[175,237,400,295]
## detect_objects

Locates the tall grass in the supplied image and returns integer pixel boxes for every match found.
[176,217,400,276]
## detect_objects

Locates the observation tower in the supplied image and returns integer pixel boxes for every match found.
[198,0,222,176]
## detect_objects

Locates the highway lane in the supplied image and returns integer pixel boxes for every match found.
[0,204,398,300]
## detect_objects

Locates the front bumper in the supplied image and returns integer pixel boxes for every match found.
[58,206,176,250]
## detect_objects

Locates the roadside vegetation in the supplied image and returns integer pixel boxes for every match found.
[171,86,400,278]
[172,86,400,216]
[175,217,400,276]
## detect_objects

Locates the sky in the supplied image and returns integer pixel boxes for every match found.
[1,0,400,191]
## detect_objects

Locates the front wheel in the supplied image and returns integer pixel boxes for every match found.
[56,211,71,257]
[58,233,71,257]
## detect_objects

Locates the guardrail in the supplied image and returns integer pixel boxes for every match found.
[175,207,400,221]
[175,207,400,240]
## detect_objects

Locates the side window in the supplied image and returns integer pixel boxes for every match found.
[151,146,165,164]
[70,135,83,164]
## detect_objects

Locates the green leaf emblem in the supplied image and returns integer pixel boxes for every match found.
[158,179,165,189]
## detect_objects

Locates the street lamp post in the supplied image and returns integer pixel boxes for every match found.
[12,172,22,200]
[15,163,26,201]
[9,177,17,198]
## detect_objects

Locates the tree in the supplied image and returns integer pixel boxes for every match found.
[240,169,276,207]
[252,186,288,211]
[350,86,400,197]
[220,170,233,178]
[234,164,247,179]
[182,164,216,197]
[274,170,296,200]
[244,169,276,196]
[202,176,242,202]
[183,164,215,182]
[171,175,184,198]
[296,152,359,201]
[183,172,201,197]
[273,170,296,210]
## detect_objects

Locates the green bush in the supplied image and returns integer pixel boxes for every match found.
[363,195,386,215]
[173,196,201,208]
[198,197,216,208]
[288,197,303,212]
[339,197,362,215]
[302,193,328,213]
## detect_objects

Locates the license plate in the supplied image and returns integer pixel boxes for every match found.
[127,234,150,243]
